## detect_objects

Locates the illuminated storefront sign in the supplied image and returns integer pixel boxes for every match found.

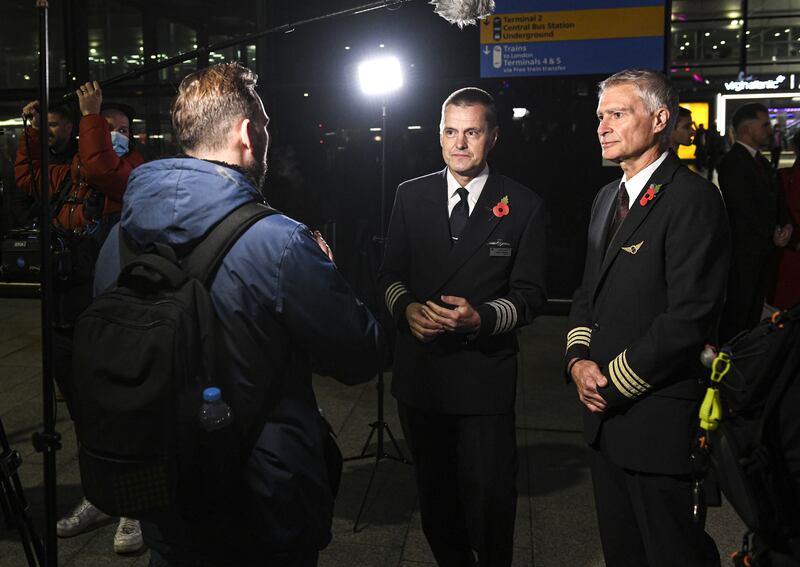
[724,75,786,92]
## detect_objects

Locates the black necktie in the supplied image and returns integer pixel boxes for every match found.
[616,182,630,224]
[608,182,629,245]
[449,187,469,243]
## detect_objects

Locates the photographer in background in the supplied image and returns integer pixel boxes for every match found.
[45,103,78,165]
[16,81,143,238]
[10,103,77,227]
[14,80,145,555]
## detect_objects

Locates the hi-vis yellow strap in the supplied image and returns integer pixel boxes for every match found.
[699,351,732,431]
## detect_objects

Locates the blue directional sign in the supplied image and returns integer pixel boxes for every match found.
[480,0,667,77]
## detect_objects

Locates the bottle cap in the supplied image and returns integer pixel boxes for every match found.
[202,387,221,402]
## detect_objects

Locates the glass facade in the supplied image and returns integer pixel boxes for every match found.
[86,1,143,81]
[671,0,800,80]
[0,0,798,297]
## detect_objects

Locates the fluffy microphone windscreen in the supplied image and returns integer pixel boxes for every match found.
[430,0,496,28]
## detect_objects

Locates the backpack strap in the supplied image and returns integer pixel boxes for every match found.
[182,201,279,287]
[42,169,75,222]
[183,201,278,396]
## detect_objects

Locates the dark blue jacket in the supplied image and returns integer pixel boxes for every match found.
[95,157,385,557]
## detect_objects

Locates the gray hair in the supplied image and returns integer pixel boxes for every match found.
[598,69,679,148]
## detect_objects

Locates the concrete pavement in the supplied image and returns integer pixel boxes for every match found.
[0,298,744,566]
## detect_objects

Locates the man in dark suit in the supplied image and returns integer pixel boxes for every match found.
[717,103,793,343]
[378,88,546,567]
[566,69,730,567]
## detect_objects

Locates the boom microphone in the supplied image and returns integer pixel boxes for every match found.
[430,0,496,28]
[62,0,492,100]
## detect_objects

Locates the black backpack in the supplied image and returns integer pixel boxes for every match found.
[700,305,800,566]
[71,201,277,521]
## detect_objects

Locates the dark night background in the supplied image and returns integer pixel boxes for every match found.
[227,1,618,302]
[7,1,793,302]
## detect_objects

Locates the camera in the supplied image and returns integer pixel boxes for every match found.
[1,226,75,283]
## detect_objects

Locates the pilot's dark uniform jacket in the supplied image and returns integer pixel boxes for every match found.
[379,167,546,415]
[566,150,730,566]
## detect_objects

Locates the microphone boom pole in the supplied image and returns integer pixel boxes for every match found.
[63,0,414,97]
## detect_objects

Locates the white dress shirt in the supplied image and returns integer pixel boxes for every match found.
[446,165,489,217]
[621,151,669,205]
[736,140,758,159]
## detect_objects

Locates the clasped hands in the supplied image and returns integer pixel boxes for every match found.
[569,359,608,414]
[405,296,480,343]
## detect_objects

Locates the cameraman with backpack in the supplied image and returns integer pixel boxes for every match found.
[91,62,386,566]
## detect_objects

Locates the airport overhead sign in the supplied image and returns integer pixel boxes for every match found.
[480,0,667,78]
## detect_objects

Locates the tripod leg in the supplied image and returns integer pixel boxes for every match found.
[383,424,411,464]
[358,423,378,458]
[13,475,45,566]
[1,419,44,567]
[352,457,382,533]
[0,473,44,566]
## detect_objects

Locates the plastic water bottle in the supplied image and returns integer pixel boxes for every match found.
[198,387,234,431]
[196,387,238,511]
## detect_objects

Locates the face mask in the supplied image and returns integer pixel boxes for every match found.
[110,131,129,156]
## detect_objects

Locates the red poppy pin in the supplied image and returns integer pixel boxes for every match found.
[493,196,510,218]
[639,183,663,207]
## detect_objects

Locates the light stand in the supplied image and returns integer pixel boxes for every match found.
[30,1,61,566]
[345,56,410,533]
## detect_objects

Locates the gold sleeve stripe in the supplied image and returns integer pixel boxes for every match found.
[567,332,591,340]
[620,350,650,390]
[385,282,410,314]
[608,356,637,399]
[567,331,592,340]
[567,326,592,339]
[611,356,646,396]
[565,326,592,352]
[607,350,651,399]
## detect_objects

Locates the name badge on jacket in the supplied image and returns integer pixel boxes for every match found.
[489,239,512,257]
